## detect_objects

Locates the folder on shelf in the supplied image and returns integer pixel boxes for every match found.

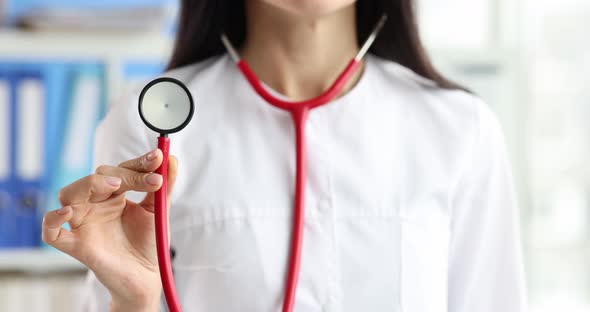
[0,71,15,248]
[56,65,104,185]
[13,70,45,248]
[0,61,105,250]
[19,6,170,32]
[7,0,176,29]
[41,62,71,182]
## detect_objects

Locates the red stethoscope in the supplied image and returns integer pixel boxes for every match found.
[138,14,387,312]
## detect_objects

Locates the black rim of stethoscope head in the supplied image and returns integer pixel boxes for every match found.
[138,77,195,135]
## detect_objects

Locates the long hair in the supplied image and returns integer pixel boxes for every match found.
[167,0,463,90]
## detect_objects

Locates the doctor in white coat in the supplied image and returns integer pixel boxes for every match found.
[42,0,527,311]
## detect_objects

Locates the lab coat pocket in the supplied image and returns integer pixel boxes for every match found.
[400,212,450,312]
[169,201,289,311]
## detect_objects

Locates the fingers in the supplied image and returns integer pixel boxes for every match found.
[166,155,179,195]
[96,165,163,195]
[42,206,77,254]
[141,155,179,212]
[58,174,122,206]
[118,149,163,173]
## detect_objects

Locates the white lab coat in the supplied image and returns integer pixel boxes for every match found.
[81,54,527,312]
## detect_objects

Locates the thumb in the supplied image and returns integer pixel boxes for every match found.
[141,155,179,212]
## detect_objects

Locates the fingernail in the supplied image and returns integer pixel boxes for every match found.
[145,173,163,186]
[56,206,71,215]
[146,149,157,161]
[105,176,122,186]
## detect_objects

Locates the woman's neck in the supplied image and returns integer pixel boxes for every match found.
[241,1,361,101]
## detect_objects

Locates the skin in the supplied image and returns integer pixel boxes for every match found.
[42,149,178,311]
[42,1,360,311]
[242,0,360,101]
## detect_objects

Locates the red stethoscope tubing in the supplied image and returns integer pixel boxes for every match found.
[237,59,361,312]
[237,59,360,110]
[154,14,384,312]
[154,136,183,312]
[152,60,361,312]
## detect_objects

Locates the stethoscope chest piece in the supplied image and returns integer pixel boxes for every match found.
[137,76,195,312]
[138,77,194,135]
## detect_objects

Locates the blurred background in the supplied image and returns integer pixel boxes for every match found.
[0,0,587,311]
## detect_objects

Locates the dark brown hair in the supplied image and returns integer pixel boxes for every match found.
[167,0,463,90]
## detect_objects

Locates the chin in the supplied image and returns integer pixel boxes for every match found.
[261,0,356,16]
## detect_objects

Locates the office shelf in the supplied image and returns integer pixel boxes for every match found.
[0,29,172,59]
[0,249,86,274]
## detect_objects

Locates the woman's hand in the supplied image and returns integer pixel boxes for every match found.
[41,149,178,312]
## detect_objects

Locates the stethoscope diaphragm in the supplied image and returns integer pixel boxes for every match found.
[138,77,194,135]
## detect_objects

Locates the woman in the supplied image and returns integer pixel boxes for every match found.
[42,0,527,311]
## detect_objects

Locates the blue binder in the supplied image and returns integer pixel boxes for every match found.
[0,60,105,249]
[0,71,16,248]
[0,61,68,249]
[13,70,46,248]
